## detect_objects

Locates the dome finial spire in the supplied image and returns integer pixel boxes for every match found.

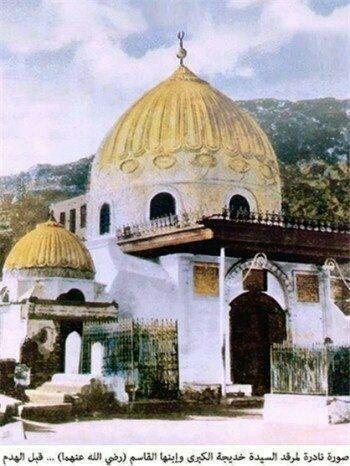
[177,31,187,66]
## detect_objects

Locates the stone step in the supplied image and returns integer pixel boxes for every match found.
[25,390,66,405]
[33,383,87,395]
[25,374,98,405]
[226,396,264,409]
[51,373,97,385]
[225,384,252,396]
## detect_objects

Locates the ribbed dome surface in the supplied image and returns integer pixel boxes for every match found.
[4,220,95,276]
[96,65,278,173]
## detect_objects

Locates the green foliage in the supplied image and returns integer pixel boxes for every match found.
[66,379,121,417]
[281,161,350,222]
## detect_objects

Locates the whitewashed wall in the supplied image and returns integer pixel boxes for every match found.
[0,304,27,361]
[2,273,109,304]
[86,239,350,386]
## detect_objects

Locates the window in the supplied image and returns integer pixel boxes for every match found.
[100,203,110,235]
[69,209,76,233]
[59,212,66,226]
[150,192,176,220]
[229,195,250,219]
[80,204,87,228]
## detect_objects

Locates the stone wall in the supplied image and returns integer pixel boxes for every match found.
[21,319,62,388]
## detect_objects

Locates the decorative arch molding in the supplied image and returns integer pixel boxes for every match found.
[225,258,294,310]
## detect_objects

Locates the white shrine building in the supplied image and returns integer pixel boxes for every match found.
[1,40,349,401]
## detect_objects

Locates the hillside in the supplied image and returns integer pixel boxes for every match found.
[239,97,349,164]
[1,98,348,201]
[0,156,93,200]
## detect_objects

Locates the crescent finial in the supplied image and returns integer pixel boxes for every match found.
[176,31,187,66]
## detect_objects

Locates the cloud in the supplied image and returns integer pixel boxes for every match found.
[1,0,349,176]
[227,0,264,9]
[0,0,146,55]
[260,0,350,35]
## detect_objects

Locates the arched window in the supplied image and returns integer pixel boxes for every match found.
[150,192,176,220]
[229,195,250,219]
[100,203,110,235]
[57,289,86,303]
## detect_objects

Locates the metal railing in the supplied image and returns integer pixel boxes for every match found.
[116,210,205,241]
[115,208,350,241]
[271,342,350,396]
[81,318,179,400]
[207,209,350,233]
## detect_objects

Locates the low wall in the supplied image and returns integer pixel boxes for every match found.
[264,394,350,425]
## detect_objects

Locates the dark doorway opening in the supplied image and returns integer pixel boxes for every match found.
[229,195,250,219]
[150,192,176,220]
[57,288,85,303]
[230,291,286,395]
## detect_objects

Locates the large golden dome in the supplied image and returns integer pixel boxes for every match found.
[88,58,282,236]
[4,220,95,278]
[96,65,279,180]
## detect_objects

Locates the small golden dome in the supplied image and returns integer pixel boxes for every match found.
[96,65,278,174]
[4,220,95,277]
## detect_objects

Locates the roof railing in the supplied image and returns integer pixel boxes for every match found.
[116,208,349,241]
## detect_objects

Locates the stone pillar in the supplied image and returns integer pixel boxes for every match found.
[320,266,333,343]
[176,254,193,386]
[91,342,104,375]
[159,253,193,386]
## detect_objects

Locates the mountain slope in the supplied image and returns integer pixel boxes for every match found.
[0,156,93,199]
[238,97,349,164]
[1,98,348,200]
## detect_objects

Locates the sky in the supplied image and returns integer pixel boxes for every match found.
[0,0,349,176]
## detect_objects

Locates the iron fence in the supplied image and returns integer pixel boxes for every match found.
[115,209,350,241]
[271,343,350,396]
[81,318,179,400]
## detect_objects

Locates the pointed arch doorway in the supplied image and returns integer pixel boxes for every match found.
[230,292,287,396]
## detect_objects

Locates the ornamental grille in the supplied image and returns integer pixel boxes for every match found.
[81,318,179,399]
[271,343,350,396]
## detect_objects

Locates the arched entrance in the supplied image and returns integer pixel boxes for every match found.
[230,291,286,396]
[59,320,83,373]
[65,332,81,374]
